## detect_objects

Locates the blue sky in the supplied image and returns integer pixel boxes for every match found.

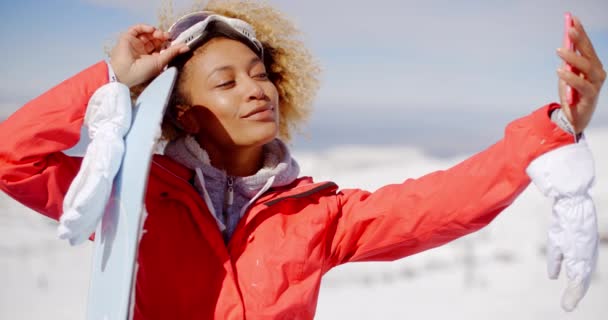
[1,0,607,133]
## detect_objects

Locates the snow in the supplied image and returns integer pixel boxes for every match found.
[1,128,607,319]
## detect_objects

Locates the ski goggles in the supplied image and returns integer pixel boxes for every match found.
[168,11,264,57]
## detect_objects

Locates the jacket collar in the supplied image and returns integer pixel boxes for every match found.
[151,154,335,205]
[163,136,300,199]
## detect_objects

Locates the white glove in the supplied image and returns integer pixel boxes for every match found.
[58,82,132,245]
[526,137,599,312]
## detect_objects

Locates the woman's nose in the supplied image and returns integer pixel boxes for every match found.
[244,78,266,100]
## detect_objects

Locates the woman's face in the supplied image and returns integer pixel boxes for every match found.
[178,37,279,149]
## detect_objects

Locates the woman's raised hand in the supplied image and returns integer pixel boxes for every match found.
[110,24,190,88]
[556,16,606,134]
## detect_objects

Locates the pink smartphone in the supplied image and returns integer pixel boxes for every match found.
[563,12,579,107]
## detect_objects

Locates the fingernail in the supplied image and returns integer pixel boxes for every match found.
[556,48,564,55]
[569,28,578,37]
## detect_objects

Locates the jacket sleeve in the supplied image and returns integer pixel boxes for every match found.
[324,103,575,268]
[0,61,110,221]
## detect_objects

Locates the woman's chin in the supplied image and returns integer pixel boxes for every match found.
[237,124,279,147]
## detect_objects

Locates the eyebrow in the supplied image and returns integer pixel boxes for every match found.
[207,56,263,80]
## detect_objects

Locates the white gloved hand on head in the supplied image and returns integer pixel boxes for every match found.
[526,137,599,312]
[58,82,132,245]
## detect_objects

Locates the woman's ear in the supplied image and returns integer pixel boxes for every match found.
[175,105,200,134]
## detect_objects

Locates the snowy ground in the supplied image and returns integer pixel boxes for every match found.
[1,128,607,319]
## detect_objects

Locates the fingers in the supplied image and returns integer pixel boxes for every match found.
[113,24,186,87]
[151,29,169,50]
[556,49,594,80]
[137,34,156,54]
[127,24,171,54]
[556,48,606,100]
[158,44,190,67]
[127,24,155,37]
[571,17,602,67]
[547,222,564,279]
[562,277,585,312]
[557,68,597,99]
[570,17,607,86]
[561,256,593,312]
[557,196,599,312]
[547,247,563,279]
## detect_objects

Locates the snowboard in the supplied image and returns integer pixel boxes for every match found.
[86,67,177,320]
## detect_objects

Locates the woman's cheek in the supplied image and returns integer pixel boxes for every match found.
[210,94,240,119]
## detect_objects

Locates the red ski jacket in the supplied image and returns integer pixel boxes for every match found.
[0,61,574,319]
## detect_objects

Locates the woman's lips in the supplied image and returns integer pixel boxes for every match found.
[242,106,275,121]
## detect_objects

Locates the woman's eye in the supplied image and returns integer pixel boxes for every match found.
[216,80,235,88]
[255,73,269,80]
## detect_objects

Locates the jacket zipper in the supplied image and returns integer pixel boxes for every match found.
[225,176,235,207]
[222,176,235,236]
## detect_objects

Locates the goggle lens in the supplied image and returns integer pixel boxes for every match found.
[168,12,212,41]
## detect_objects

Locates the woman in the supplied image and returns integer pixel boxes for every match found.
[0,0,605,319]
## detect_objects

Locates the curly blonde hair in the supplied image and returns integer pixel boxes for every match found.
[130,0,320,142]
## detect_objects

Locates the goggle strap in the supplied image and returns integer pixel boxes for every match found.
[169,14,263,56]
